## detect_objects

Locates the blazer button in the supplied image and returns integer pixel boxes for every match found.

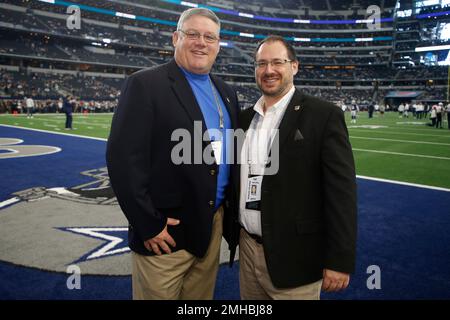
[210,169,216,175]
[209,200,214,207]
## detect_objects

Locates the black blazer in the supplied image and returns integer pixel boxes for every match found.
[229,89,357,288]
[106,59,239,258]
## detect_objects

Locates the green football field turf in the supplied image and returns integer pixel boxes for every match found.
[1,111,449,189]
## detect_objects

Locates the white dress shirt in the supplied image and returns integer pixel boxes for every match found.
[239,86,295,236]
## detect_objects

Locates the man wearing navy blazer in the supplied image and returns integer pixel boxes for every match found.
[106,8,239,300]
[229,35,357,300]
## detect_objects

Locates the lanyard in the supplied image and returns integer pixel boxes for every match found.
[246,110,279,175]
[209,77,224,129]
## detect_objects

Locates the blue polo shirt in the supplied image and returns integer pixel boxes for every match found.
[181,67,232,210]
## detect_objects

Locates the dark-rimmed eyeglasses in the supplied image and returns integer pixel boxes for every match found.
[254,59,293,69]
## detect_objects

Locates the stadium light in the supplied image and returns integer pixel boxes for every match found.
[293,38,311,42]
[219,42,233,47]
[239,13,254,18]
[239,32,254,38]
[116,12,136,20]
[180,1,198,8]
[415,45,450,52]
[293,19,310,24]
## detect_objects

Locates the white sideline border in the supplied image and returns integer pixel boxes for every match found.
[1,124,450,193]
[0,197,20,209]
[357,175,450,193]
[0,124,107,141]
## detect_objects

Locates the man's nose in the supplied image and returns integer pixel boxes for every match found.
[263,64,276,75]
[194,35,208,47]
[264,63,276,73]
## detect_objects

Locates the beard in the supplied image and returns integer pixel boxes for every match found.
[257,76,290,98]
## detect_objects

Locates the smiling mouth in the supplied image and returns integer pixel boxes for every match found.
[263,78,279,83]
[192,51,207,56]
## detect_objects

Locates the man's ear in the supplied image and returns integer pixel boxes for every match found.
[172,31,179,48]
[292,60,299,76]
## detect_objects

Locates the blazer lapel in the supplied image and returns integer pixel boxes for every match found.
[277,89,306,151]
[167,59,209,140]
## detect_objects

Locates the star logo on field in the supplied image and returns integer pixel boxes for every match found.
[57,227,130,264]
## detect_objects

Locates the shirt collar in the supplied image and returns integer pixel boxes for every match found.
[254,86,295,116]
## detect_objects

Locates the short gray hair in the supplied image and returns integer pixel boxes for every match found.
[176,8,221,32]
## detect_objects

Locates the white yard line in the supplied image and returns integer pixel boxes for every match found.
[43,123,58,128]
[8,117,111,127]
[350,136,450,146]
[353,148,450,160]
[349,128,450,139]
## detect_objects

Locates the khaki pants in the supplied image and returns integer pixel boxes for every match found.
[239,228,322,300]
[132,207,223,300]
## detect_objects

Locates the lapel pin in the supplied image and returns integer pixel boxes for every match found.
[226,97,230,103]
[294,105,301,111]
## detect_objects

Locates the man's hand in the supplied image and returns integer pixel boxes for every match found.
[143,218,180,255]
[321,269,350,292]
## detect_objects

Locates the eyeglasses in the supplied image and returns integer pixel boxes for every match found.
[254,59,293,69]
[178,29,219,43]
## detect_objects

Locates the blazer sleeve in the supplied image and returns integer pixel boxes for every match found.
[106,74,167,242]
[321,107,358,274]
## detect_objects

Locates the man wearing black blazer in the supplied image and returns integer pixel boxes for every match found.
[106,8,239,299]
[232,36,357,299]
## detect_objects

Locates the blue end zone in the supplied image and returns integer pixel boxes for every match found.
[0,260,131,300]
[1,125,450,300]
[0,125,107,201]
[323,179,450,300]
